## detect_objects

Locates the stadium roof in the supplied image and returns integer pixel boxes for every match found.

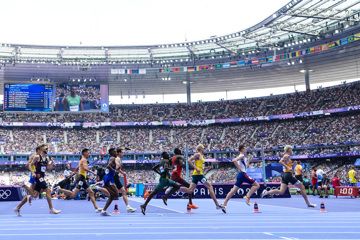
[0,0,360,96]
[1,0,359,64]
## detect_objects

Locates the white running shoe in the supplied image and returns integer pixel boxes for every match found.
[307,203,316,208]
[95,208,103,213]
[126,206,136,213]
[49,208,61,214]
[14,208,21,217]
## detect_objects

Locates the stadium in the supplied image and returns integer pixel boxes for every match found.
[0,0,360,239]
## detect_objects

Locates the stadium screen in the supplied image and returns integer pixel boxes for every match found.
[3,83,54,112]
[54,84,109,112]
[3,83,109,112]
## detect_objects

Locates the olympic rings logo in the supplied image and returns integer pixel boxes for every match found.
[0,190,11,199]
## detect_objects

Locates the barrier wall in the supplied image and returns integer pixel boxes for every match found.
[0,186,25,202]
[143,183,290,199]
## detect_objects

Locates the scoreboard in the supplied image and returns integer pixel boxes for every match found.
[4,84,54,112]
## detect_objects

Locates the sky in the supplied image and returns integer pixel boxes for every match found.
[0,0,289,46]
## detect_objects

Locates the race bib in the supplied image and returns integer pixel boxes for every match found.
[69,105,79,112]
[41,166,46,172]
[39,177,44,182]
[201,177,207,184]
[105,169,109,174]
[78,181,83,186]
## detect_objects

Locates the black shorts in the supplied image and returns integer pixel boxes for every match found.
[192,175,207,185]
[114,174,124,189]
[295,175,303,183]
[75,175,89,190]
[281,172,300,185]
[34,177,48,192]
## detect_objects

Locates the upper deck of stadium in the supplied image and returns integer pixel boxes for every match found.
[1,0,360,97]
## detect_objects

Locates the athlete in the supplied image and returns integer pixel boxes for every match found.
[311,167,318,196]
[294,161,303,183]
[140,152,180,215]
[56,148,102,212]
[261,145,316,208]
[348,166,357,186]
[100,148,120,216]
[163,148,197,211]
[22,146,42,204]
[113,147,136,213]
[15,144,61,216]
[91,147,136,213]
[220,145,260,210]
[180,144,226,213]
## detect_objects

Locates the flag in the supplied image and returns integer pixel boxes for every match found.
[187,67,195,72]
[171,67,180,73]
[237,60,246,66]
[340,37,348,45]
[222,63,230,68]
[215,64,223,69]
[139,69,146,74]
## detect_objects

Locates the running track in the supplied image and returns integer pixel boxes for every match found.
[0,196,359,240]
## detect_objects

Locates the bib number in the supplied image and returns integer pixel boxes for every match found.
[78,181,83,186]
[105,169,109,174]
[39,178,44,182]
[200,177,207,184]
[41,166,47,172]
[69,105,79,112]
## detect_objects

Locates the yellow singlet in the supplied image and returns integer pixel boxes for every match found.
[295,164,302,176]
[283,157,293,173]
[349,169,356,183]
[79,159,87,178]
[192,153,205,175]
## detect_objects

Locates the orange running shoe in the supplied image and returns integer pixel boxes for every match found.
[143,190,150,200]
[188,204,199,209]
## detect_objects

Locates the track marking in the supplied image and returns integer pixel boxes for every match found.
[130,198,185,214]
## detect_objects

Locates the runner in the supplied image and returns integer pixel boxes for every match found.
[163,148,198,211]
[261,145,316,208]
[56,148,102,212]
[221,145,260,210]
[180,144,226,213]
[140,152,180,215]
[100,148,120,216]
[14,144,61,216]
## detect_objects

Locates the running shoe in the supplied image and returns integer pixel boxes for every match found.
[101,210,111,216]
[162,196,168,206]
[14,208,21,217]
[217,204,227,214]
[187,203,198,209]
[49,208,61,214]
[126,206,136,213]
[140,204,146,215]
[143,190,150,200]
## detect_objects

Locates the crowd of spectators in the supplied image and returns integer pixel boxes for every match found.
[0,81,359,123]
[0,113,358,155]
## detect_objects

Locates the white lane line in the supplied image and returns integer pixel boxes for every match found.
[264,232,299,240]
[0,231,359,236]
[130,198,185,214]
[0,226,359,231]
